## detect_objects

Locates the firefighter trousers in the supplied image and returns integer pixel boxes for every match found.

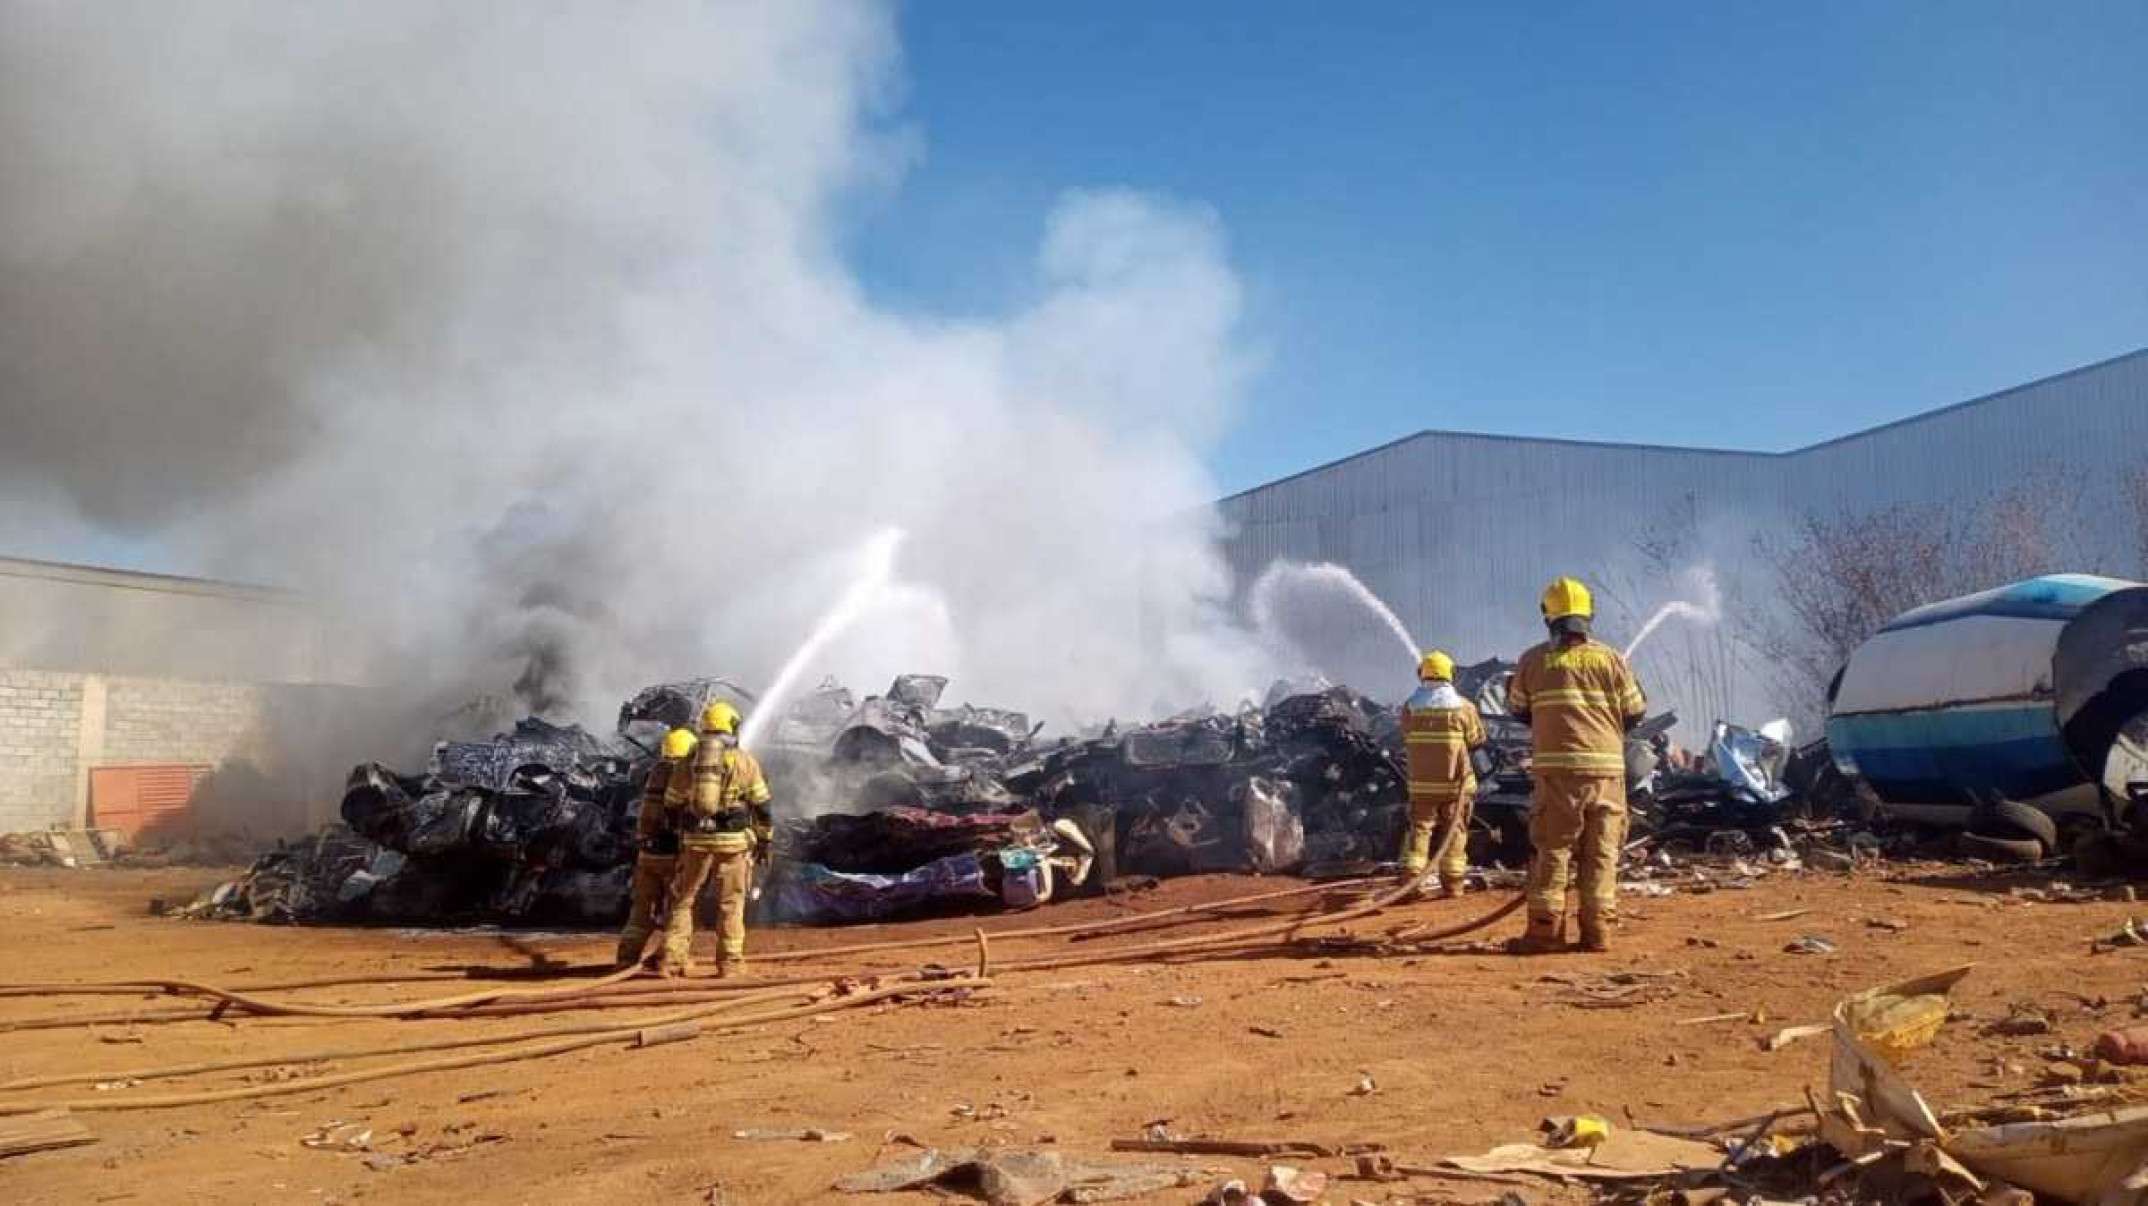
[1401,790,1473,887]
[1524,771,1627,933]
[614,852,677,967]
[660,837,753,973]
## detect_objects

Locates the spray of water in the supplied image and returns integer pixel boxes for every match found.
[1247,560,1421,664]
[1623,566,1723,659]
[738,527,907,751]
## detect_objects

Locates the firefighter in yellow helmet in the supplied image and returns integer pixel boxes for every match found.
[1399,649,1487,898]
[658,698,774,977]
[1505,577,1647,953]
[614,726,697,968]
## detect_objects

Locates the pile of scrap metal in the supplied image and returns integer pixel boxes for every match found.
[189,670,1416,927]
[193,715,649,925]
[1003,678,1410,881]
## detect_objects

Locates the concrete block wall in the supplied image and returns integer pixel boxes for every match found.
[0,670,87,832]
[101,676,268,768]
[0,668,275,832]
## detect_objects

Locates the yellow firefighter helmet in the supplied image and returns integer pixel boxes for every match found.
[660,727,699,760]
[700,699,742,736]
[1418,650,1455,682]
[1540,577,1594,622]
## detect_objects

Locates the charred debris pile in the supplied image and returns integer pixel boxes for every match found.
[192,668,1854,927]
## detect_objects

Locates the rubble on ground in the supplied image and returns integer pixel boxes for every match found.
[0,829,122,868]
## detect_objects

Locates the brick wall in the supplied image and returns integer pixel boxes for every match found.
[0,669,86,832]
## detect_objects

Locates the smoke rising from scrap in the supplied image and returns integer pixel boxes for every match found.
[0,1,1282,734]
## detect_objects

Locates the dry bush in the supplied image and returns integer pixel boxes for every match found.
[1753,474,2115,718]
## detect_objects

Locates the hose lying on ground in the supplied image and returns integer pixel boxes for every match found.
[0,974,988,1116]
[0,982,823,1093]
[0,877,1379,1020]
[0,963,648,1024]
[0,879,1501,1034]
[0,877,1376,1001]
[3,891,1532,1101]
[1386,892,1526,943]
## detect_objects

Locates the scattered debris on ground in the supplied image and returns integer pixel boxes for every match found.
[832,1146,1206,1204]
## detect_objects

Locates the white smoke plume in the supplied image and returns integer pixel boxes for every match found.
[0,1,1277,735]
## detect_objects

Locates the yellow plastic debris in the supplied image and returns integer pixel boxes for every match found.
[1550,1115,1611,1150]
[1845,985,1952,1065]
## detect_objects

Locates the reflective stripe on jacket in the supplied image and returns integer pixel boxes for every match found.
[1506,638,1646,777]
[667,736,774,833]
[1401,682,1487,802]
[636,760,679,842]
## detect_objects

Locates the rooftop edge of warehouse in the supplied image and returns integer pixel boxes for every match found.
[1218,344,2148,504]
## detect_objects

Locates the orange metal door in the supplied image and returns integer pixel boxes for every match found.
[89,765,210,837]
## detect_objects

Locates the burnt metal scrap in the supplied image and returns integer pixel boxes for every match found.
[298,716,646,925]
[999,681,1410,882]
[192,671,1423,926]
[193,661,1879,928]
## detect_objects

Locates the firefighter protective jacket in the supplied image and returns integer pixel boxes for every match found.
[1401,682,1487,802]
[1506,637,1647,777]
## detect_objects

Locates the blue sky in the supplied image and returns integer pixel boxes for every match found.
[849,2,2148,493]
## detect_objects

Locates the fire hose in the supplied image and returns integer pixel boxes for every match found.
[0,876,1379,1003]
[0,982,823,1093]
[0,882,1522,1037]
[0,888,1527,1113]
[0,974,989,1116]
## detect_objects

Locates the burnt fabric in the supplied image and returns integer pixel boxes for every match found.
[784,807,1041,875]
[774,853,994,924]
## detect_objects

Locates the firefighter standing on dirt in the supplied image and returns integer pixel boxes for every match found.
[658,699,774,978]
[1505,577,1647,954]
[1399,649,1487,898]
[613,726,697,968]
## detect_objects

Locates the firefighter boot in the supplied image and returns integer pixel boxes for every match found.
[1578,915,1613,953]
[1505,916,1566,955]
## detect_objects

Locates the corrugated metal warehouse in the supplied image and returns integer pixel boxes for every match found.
[1215,347,2148,730]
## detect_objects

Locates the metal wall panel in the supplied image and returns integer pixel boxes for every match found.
[1216,349,2148,720]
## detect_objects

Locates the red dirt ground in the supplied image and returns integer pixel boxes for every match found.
[1,862,2140,1204]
